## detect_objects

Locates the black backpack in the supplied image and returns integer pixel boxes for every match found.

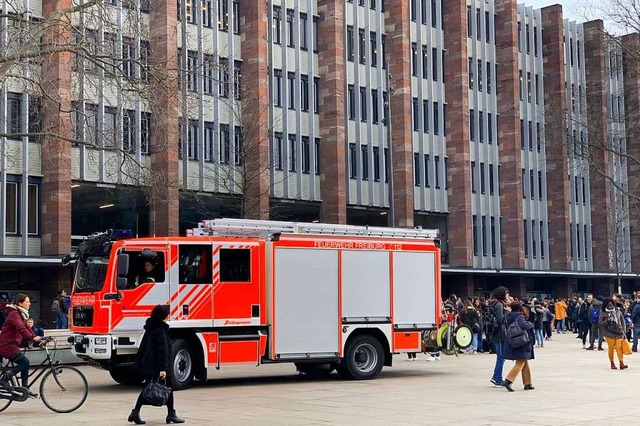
[507,318,530,348]
[482,304,500,337]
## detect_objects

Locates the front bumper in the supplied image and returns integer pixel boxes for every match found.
[69,334,114,359]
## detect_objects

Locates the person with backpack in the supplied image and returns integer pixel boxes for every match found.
[586,295,604,351]
[599,298,628,370]
[487,286,509,387]
[499,302,535,392]
[460,299,482,354]
[631,294,640,352]
[52,290,68,329]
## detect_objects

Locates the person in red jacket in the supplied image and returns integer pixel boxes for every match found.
[0,293,42,397]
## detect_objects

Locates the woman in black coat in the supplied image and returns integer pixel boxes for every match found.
[500,302,535,392]
[128,305,185,424]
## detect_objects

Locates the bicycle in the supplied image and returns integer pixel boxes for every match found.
[435,305,473,356]
[0,336,89,413]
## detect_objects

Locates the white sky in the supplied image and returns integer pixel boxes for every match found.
[521,0,583,22]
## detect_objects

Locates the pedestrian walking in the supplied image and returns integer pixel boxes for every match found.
[599,298,628,370]
[532,301,544,347]
[542,301,553,340]
[500,302,535,392]
[52,290,68,329]
[631,294,640,352]
[128,305,185,424]
[578,294,592,348]
[587,296,604,351]
[487,286,509,386]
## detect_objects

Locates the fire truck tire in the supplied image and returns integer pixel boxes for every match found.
[170,339,195,391]
[294,363,335,377]
[109,366,144,386]
[341,334,384,380]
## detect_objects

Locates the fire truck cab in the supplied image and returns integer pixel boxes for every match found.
[68,220,441,390]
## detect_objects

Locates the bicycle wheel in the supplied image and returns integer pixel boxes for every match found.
[0,394,13,412]
[39,366,88,413]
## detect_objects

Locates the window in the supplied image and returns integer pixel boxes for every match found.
[520,119,525,149]
[218,57,229,97]
[348,85,356,120]
[5,182,17,234]
[522,168,526,198]
[482,216,487,256]
[540,221,545,259]
[7,93,22,138]
[411,0,416,21]
[301,136,310,173]
[370,32,377,67]
[288,134,297,172]
[532,220,537,259]
[479,111,484,143]
[362,145,369,180]
[381,35,387,69]
[313,78,320,113]
[584,224,588,260]
[432,48,438,81]
[424,154,431,188]
[444,157,448,189]
[576,223,581,260]
[204,121,214,162]
[477,59,483,92]
[526,23,530,54]
[471,161,476,193]
[359,29,366,64]
[218,0,229,30]
[489,164,494,195]
[420,0,427,24]
[203,55,215,95]
[413,98,419,131]
[411,43,418,76]
[27,183,39,235]
[272,132,284,170]
[487,61,492,93]
[373,147,380,181]
[179,245,212,284]
[273,7,282,44]
[220,124,230,164]
[524,220,529,258]
[488,112,493,144]
[434,155,440,188]
[233,61,242,99]
[124,250,166,288]
[538,171,543,200]
[347,26,355,62]
[570,224,574,258]
[371,89,379,124]
[300,13,308,50]
[485,11,491,42]
[301,74,309,112]
[273,69,283,106]
[314,138,320,175]
[414,153,421,186]
[187,119,199,160]
[220,249,251,282]
[468,57,474,89]
[288,72,296,109]
[360,87,367,122]
[467,6,472,38]
[470,109,475,141]
[422,45,429,79]
[536,122,541,151]
[472,215,478,256]
[491,216,496,257]
[433,102,439,135]
[422,100,429,133]
[28,96,42,142]
[533,27,538,56]
[234,126,242,165]
[476,8,481,40]
[349,143,357,178]
[186,50,198,92]
[313,17,319,52]
[286,9,295,47]
[232,0,240,34]
[431,0,437,27]
[141,113,151,154]
[480,162,485,194]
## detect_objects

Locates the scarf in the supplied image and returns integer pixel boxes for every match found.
[7,304,29,320]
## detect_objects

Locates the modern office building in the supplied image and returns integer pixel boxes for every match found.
[0,0,638,319]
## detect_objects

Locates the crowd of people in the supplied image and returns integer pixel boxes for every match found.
[421,287,640,391]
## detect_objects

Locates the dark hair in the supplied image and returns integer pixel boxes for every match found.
[150,305,170,322]
[14,293,29,305]
[491,286,509,301]
[510,302,523,312]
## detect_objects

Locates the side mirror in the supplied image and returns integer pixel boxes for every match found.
[117,254,129,277]
[116,277,128,290]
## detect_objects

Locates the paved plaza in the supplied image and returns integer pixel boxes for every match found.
[0,333,637,425]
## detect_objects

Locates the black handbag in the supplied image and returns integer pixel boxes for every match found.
[142,378,172,407]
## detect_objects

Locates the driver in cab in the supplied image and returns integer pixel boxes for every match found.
[133,260,158,288]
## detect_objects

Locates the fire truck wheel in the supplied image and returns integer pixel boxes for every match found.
[108,366,144,386]
[170,339,195,391]
[341,334,384,380]
[294,363,335,377]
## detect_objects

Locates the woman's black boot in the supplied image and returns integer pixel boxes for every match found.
[166,411,185,424]
[501,379,514,392]
[128,409,146,424]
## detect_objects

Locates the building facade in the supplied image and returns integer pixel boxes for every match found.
[0,0,639,320]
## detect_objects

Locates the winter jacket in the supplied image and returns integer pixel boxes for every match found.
[555,300,568,320]
[599,308,626,338]
[578,301,591,323]
[460,307,482,333]
[133,317,171,378]
[588,300,603,325]
[504,312,535,361]
[631,303,640,325]
[533,306,545,330]
[0,305,36,358]
[489,300,508,344]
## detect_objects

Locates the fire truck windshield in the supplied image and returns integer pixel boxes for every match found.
[74,256,110,293]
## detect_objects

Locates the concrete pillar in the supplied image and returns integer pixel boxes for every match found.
[584,20,612,271]
[541,6,571,270]
[386,0,414,227]
[241,1,270,219]
[317,0,347,224]
[443,0,473,267]
[40,0,73,256]
[149,0,180,235]
[495,0,524,269]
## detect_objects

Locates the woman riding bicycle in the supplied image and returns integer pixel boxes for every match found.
[0,293,42,397]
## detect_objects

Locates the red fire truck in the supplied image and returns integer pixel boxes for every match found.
[67,219,441,390]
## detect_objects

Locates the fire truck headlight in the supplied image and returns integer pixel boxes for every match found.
[95,337,108,345]
[74,335,84,344]
[95,348,107,354]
